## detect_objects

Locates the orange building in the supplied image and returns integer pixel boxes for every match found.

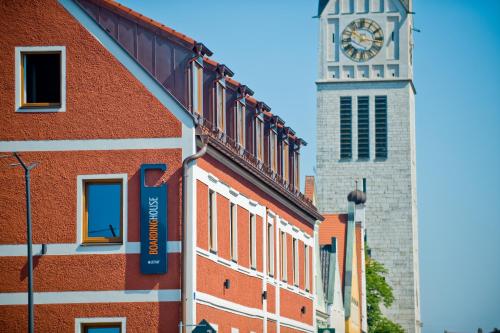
[0,0,323,332]
[306,177,368,333]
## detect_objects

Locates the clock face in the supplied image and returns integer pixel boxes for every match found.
[341,18,384,62]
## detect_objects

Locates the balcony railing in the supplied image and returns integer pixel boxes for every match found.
[195,117,314,208]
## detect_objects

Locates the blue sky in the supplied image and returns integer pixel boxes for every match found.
[116,0,500,332]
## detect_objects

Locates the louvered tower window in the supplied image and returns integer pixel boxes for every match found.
[375,96,388,159]
[340,96,352,159]
[357,96,370,159]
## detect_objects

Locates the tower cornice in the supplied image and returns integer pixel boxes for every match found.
[316,78,416,95]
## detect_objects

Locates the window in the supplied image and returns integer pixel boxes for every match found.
[357,96,370,159]
[82,323,122,333]
[192,60,203,116]
[280,231,287,281]
[375,95,388,159]
[256,118,264,162]
[16,46,66,112]
[76,318,125,333]
[270,129,277,173]
[292,238,299,286]
[208,189,217,253]
[267,219,274,276]
[305,245,310,291]
[216,81,225,131]
[83,180,123,244]
[293,151,300,189]
[282,140,289,182]
[230,203,238,262]
[236,101,245,146]
[340,96,352,159]
[249,213,257,269]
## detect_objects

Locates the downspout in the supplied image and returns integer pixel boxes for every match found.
[182,133,209,332]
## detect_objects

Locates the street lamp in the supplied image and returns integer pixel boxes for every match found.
[1,152,38,333]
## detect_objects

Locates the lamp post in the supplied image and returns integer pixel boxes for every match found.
[2,152,37,333]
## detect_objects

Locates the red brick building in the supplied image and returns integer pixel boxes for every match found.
[0,0,322,332]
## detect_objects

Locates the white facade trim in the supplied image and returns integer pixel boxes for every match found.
[75,317,126,333]
[185,159,198,328]
[0,289,181,305]
[196,247,264,280]
[0,138,184,152]
[277,217,314,247]
[194,166,266,218]
[76,173,128,245]
[196,291,314,333]
[0,241,181,256]
[196,247,313,300]
[15,46,67,113]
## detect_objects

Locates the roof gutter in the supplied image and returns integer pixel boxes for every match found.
[181,133,208,332]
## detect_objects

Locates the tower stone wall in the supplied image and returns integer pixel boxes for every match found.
[315,1,420,332]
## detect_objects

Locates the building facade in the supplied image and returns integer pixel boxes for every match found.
[315,0,421,332]
[0,0,322,332]
[308,175,368,333]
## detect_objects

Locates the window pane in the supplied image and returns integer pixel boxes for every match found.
[237,103,245,146]
[86,182,122,239]
[197,65,203,116]
[24,53,61,104]
[85,326,121,333]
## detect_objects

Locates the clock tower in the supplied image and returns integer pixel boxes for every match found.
[315,1,421,332]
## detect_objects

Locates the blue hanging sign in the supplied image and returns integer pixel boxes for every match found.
[140,164,168,274]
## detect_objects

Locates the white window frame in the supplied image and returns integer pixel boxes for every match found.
[77,174,128,246]
[75,317,126,333]
[305,244,310,291]
[216,80,225,131]
[15,46,66,113]
[280,231,287,282]
[267,217,274,277]
[192,60,203,116]
[250,213,257,269]
[230,202,238,262]
[208,189,218,253]
[293,238,299,286]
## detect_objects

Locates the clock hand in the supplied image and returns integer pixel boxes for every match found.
[351,30,362,39]
[360,35,374,42]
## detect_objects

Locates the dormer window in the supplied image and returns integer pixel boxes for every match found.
[236,100,245,147]
[192,60,203,116]
[216,80,225,131]
[282,139,289,183]
[293,150,300,189]
[270,129,278,173]
[255,117,264,162]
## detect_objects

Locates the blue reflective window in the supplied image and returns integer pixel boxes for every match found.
[84,180,123,243]
[84,325,121,333]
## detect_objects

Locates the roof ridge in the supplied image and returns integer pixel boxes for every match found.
[94,0,196,45]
